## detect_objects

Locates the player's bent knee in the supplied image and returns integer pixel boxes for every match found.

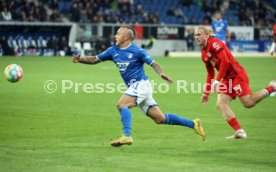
[153,117,165,124]
[116,102,136,110]
[116,103,127,110]
[242,102,255,109]
[240,96,257,109]
[147,106,165,124]
[116,103,121,110]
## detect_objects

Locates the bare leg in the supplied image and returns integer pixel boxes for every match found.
[216,94,247,139]
[147,106,165,124]
[216,94,235,121]
[239,89,271,109]
[111,95,136,147]
[115,94,137,136]
[147,106,194,128]
[147,106,206,140]
[116,94,137,109]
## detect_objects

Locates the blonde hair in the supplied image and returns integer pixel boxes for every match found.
[120,26,136,41]
[195,26,215,37]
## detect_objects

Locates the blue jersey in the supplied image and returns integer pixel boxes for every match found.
[96,44,154,87]
[211,19,228,42]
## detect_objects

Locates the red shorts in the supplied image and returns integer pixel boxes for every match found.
[219,73,252,99]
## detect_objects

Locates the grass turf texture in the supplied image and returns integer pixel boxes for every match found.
[0,56,275,172]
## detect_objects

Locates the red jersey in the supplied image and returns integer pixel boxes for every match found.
[201,37,247,95]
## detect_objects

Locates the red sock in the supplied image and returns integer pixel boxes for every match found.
[227,118,241,131]
[265,85,275,94]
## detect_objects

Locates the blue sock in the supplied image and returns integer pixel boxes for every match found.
[119,107,132,136]
[164,113,194,129]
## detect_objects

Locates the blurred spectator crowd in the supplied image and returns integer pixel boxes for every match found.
[0,35,71,56]
[0,34,113,56]
[0,0,275,27]
[0,0,61,22]
[0,0,275,56]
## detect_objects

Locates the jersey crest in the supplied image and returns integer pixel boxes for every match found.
[127,53,133,59]
[213,42,220,50]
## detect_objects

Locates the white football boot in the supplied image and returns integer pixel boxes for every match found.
[226,129,247,139]
[269,80,276,97]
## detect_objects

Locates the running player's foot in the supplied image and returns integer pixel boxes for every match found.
[269,80,276,96]
[269,80,276,90]
[226,129,247,139]
[270,52,274,56]
[110,135,133,147]
[193,118,206,141]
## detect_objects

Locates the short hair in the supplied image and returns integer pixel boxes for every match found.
[120,26,136,41]
[214,11,221,15]
[195,26,215,37]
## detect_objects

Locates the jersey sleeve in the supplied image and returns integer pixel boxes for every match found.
[96,47,113,61]
[209,39,224,54]
[138,48,154,65]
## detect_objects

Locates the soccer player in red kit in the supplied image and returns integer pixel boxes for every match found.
[269,24,276,56]
[194,26,276,139]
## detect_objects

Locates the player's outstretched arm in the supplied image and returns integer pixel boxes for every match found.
[72,54,100,64]
[151,61,173,84]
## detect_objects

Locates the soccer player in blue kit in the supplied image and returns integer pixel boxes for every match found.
[211,11,230,44]
[72,26,206,147]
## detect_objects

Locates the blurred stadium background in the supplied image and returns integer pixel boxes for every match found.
[0,0,275,57]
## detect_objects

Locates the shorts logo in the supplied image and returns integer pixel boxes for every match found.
[117,62,130,72]
[207,52,211,58]
[233,84,242,95]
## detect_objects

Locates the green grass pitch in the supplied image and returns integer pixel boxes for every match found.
[0,56,276,172]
